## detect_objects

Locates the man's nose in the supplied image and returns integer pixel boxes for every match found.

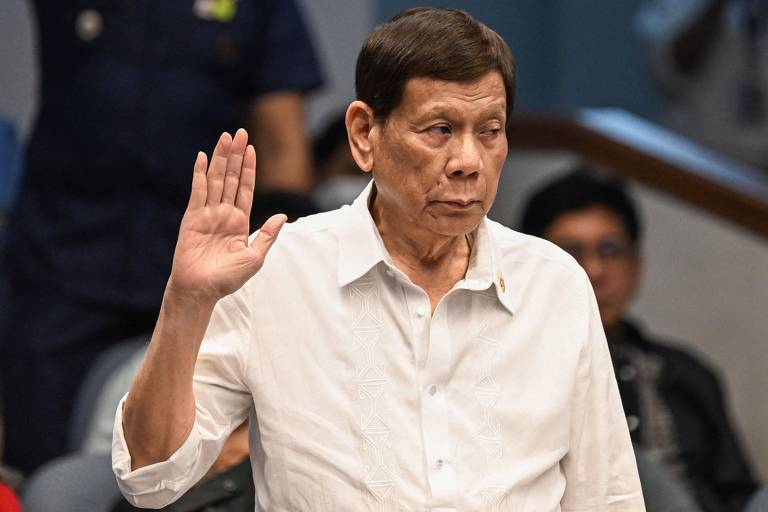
[447,134,482,177]
[581,255,605,285]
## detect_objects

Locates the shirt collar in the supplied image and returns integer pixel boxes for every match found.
[336,180,515,315]
[336,180,391,287]
[461,214,516,315]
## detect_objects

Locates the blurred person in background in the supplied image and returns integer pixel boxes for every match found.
[0,0,323,475]
[520,168,760,512]
[636,0,768,168]
[310,111,368,212]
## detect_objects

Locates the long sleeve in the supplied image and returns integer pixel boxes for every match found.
[111,290,255,509]
[561,273,646,511]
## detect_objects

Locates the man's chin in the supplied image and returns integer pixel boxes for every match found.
[430,217,484,237]
[424,208,485,236]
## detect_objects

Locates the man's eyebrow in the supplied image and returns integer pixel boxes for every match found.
[410,104,454,122]
[411,101,507,123]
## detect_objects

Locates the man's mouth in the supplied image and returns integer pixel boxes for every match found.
[433,199,479,209]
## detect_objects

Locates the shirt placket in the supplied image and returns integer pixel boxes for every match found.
[403,284,458,509]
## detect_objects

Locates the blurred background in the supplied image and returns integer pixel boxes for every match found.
[1,0,766,500]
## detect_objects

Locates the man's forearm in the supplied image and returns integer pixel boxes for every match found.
[121,289,216,470]
[249,92,313,195]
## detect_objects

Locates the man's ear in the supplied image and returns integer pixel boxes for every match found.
[345,101,377,173]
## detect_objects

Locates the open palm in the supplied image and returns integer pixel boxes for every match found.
[168,129,286,304]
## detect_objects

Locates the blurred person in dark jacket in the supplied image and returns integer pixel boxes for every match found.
[519,168,760,512]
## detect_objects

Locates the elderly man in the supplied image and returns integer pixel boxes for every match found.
[112,8,644,511]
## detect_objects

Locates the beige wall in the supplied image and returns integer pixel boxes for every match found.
[493,151,768,479]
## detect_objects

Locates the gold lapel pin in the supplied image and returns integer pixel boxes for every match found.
[497,271,506,293]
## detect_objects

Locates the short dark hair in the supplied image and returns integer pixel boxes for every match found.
[355,7,517,129]
[519,168,642,245]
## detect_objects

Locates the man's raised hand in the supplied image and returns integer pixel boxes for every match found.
[167,129,286,305]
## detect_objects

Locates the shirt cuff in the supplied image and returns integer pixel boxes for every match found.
[111,394,202,508]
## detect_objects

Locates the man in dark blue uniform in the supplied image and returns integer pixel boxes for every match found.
[1,0,323,473]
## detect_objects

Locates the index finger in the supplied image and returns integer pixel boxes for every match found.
[187,151,208,211]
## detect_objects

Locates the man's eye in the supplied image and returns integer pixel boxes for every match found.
[559,244,583,260]
[481,126,502,137]
[429,125,451,135]
[597,241,630,259]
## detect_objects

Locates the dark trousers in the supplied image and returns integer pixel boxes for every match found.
[0,278,156,474]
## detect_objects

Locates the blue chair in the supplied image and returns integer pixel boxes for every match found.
[20,453,121,512]
[68,336,148,452]
[746,486,768,512]
[634,446,701,512]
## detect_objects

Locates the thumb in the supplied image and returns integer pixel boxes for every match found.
[249,213,288,259]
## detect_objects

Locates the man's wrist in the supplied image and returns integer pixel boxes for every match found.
[162,281,219,318]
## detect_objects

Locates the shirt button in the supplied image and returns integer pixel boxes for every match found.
[619,365,637,382]
[436,459,444,470]
[221,478,238,492]
[416,305,426,317]
[627,414,640,432]
[428,384,437,396]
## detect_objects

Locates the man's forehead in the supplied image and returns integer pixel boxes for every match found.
[403,72,505,97]
[399,72,507,112]
[547,206,632,240]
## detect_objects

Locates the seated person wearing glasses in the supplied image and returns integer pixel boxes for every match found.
[519,169,759,512]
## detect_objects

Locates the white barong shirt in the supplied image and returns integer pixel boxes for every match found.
[112,182,644,511]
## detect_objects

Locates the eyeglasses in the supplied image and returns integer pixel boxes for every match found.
[555,239,635,264]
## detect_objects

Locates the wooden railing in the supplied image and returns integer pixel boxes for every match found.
[507,109,768,239]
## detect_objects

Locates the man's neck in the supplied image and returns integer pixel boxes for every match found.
[370,195,472,311]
